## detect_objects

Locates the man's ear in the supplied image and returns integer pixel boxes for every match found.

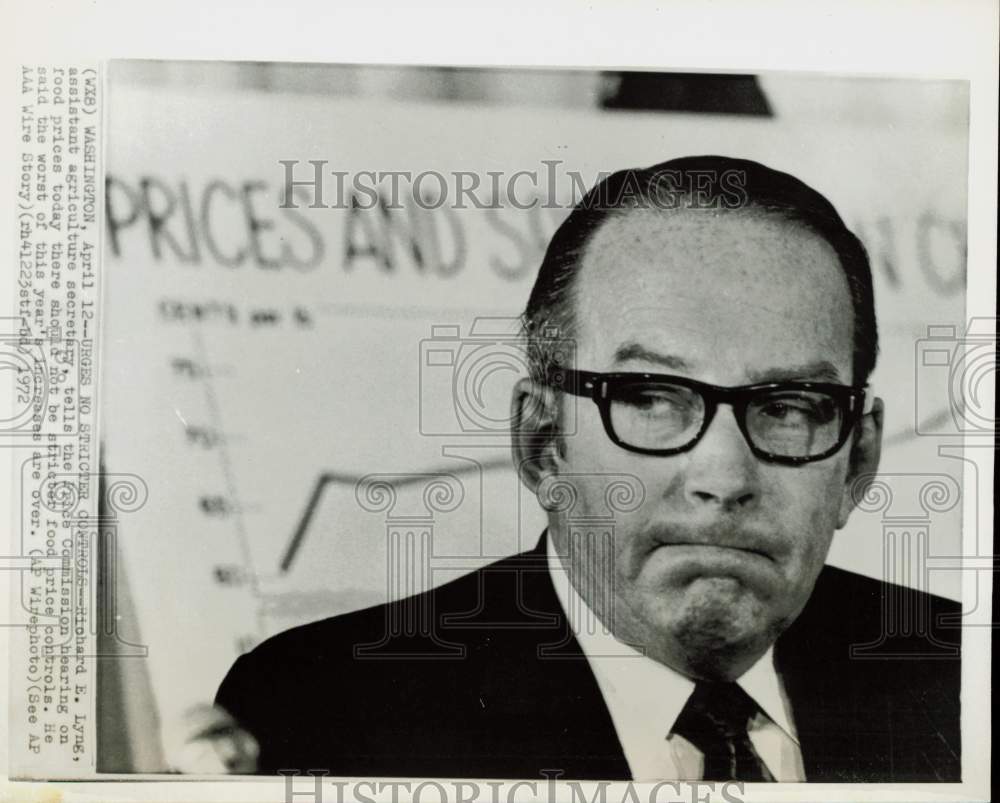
[837,396,884,528]
[511,377,563,501]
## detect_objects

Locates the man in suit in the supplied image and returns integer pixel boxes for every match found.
[213,156,961,782]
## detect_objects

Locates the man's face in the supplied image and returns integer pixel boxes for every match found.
[551,209,860,680]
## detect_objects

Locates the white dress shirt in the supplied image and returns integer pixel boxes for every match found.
[546,537,806,781]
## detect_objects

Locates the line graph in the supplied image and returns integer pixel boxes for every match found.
[278,457,511,573]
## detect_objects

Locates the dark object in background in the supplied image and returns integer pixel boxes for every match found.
[602,72,773,115]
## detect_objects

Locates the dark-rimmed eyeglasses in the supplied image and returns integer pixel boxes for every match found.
[547,367,868,465]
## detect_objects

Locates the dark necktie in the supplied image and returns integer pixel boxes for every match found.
[671,681,775,781]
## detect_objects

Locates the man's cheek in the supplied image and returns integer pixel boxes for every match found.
[793,463,847,517]
[563,424,605,467]
[567,433,629,476]
[773,472,841,558]
[802,493,841,562]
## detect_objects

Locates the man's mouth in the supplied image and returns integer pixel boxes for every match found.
[657,542,773,562]
[649,528,780,564]
[645,541,782,591]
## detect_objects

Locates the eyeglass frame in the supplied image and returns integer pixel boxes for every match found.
[546,366,869,465]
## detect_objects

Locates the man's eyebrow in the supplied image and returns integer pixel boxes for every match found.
[747,361,846,383]
[612,342,692,371]
[611,345,847,383]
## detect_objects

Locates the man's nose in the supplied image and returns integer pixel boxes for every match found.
[682,405,760,510]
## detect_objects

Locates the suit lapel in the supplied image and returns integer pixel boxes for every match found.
[475,534,632,779]
[774,567,896,782]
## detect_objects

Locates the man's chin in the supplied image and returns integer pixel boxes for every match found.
[643,577,781,679]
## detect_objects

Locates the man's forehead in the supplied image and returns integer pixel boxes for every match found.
[572,207,855,379]
[582,206,833,267]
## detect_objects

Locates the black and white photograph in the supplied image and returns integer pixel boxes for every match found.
[101,61,972,780]
[1,3,995,803]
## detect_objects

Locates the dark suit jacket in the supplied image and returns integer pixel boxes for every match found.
[216,535,961,781]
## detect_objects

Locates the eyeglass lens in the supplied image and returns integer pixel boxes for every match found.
[608,382,845,457]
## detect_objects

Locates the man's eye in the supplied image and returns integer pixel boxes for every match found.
[625,388,690,413]
[633,392,671,409]
[759,397,832,424]
[762,401,807,420]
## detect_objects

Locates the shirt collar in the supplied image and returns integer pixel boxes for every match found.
[545,532,799,743]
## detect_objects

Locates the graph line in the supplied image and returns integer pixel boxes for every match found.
[279,457,509,573]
